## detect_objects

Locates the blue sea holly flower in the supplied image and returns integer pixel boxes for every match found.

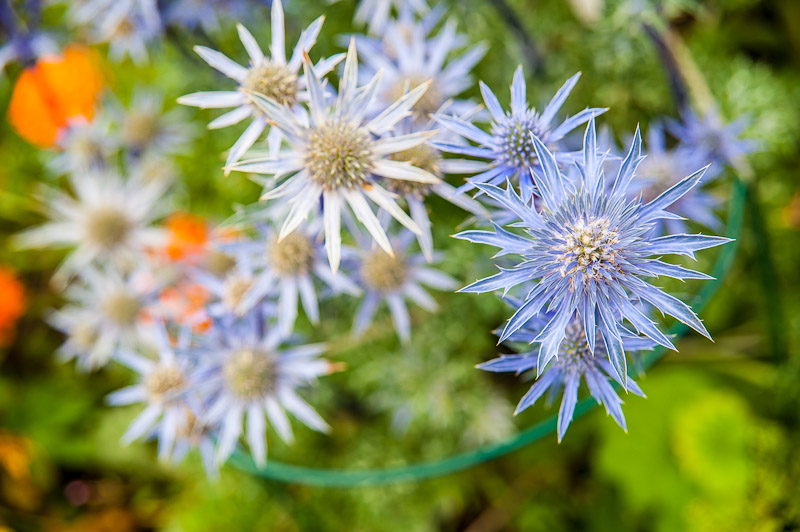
[178,0,343,169]
[433,67,606,199]
[226,40,441,273]
[667,107,756,168]
[635,122,722,233]
[194,311,333,467]
[346,229,457,342]
[107,323,193,460]
[480,314,651,441]
[456,118,731,387]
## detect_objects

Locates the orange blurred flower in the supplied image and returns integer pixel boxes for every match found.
[8,45,103,148]
[165,212,210,262]
[157,282,211,332]
[0,267,26,346]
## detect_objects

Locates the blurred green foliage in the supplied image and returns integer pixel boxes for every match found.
[1,0,799,530]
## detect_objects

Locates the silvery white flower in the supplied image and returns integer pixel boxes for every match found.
[16,171,168,286]
[178,0,343,170]
[227,40,442,273]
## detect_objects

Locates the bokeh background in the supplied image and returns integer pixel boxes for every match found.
[1,0,800,530]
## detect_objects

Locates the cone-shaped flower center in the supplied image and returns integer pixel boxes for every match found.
[145,364,186,402]
[221,275,253,313]
[244,62,298,107]
[305,120,374,190]
[268,232,315,277]
[204,250,236,277]
[122,111,159,149]
[384,76,441,120]
[71,322,99,349]
[361,250,408,292]
[85,207,132,250]
[558,320,594,364]
[556,218,620,286]
[495,114,543,168]
[102,291,142,326]
[224,348,275,400]
[386,144,440,197]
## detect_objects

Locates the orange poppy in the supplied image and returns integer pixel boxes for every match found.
[0,267,26,346]
[7,45,104,148]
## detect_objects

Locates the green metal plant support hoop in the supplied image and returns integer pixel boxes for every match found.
[230,178,748,487]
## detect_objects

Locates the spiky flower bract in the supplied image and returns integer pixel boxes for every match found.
[227,40,442,273]
[346,229,456,342]
[178,0,341,169]
[194,309,332,467]
[457,118,731,387]
[480,308,651,441]
[433,67,606,199]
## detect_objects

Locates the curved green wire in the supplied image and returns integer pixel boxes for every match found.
[230,179,748,487]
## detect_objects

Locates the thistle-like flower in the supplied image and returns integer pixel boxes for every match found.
[68,0,162,65]
[480,311,650,441]
[354,0,428,34]
[635,122,722,232]
[433,67,606,199]
[107,323,193,460]
[194,310,333,466]
[346,229,456,342]
[457,118,731,387]
[227,40,441,272]
[224,223,361,337]
[177,0,341,169]
[50,116,119,176]
[16,172,168,285]
[353,12,486,124]
[113,88,195,159]
[667,107,755,168]
[48,266,157,370]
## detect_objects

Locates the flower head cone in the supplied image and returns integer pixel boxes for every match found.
[457,118,731,388]
[226,39,442,273]
[433,66,606,199]
[178,0,342,170]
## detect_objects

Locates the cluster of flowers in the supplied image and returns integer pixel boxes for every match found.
[11,0,751,474]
